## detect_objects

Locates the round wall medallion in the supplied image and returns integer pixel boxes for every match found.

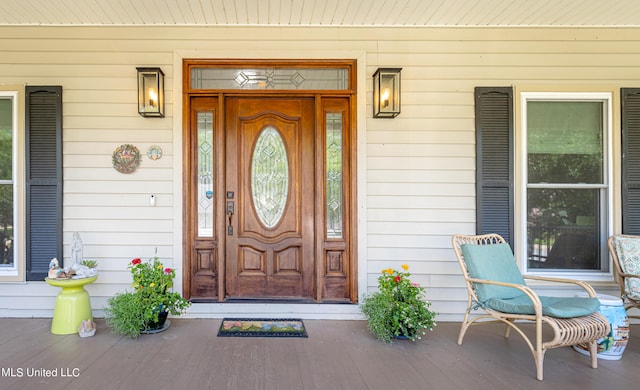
[112,144,140,174]
[147,145,163,160]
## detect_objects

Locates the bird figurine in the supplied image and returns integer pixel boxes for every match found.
[47,258,67,279]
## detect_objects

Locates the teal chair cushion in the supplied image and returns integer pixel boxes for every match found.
[484,295,600,318]
[460,243,526,302]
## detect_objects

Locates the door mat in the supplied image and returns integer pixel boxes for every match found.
[217,318,308,338]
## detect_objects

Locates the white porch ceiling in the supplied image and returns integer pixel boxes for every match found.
[1,0,639,27]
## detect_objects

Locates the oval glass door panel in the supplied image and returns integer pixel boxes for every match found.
[251,126,289,228]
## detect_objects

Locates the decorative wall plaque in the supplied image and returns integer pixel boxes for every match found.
[112,144,140,173]
[147,145,163,160]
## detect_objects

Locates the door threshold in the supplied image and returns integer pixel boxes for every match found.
[223,298,318,304]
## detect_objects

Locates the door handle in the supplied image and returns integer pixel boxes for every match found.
[227,201,234,235]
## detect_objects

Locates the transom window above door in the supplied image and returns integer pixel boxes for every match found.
[190,64,351,91]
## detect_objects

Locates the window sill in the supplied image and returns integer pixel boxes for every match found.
[524,270,615,285]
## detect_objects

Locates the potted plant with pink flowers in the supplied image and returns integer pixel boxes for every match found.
[105,257,191,338]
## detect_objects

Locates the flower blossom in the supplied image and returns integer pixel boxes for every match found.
[401,264,409,271]
[394,276,401,283]
[131,258,142,265]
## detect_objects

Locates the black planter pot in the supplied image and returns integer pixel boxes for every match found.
[141,304,170,334]
[145,310,168,331]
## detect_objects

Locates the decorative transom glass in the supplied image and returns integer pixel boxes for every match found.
[191,67,349,90]
[251,127,289,228]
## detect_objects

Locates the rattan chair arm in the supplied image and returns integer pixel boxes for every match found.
[467,277,543,314]
[523,275,597,297]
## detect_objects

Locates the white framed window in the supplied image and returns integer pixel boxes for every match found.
[520,92,612,279]
[0,91,19,278]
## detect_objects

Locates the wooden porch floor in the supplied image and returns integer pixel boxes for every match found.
[0,318,638,389]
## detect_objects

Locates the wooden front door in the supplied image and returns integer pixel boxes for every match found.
[225,97,315,299]
[183,59,357,304]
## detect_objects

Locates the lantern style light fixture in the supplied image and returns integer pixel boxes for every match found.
[136,67,165,117]
[373,68,402,118]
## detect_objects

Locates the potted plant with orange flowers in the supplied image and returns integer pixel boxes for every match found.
[105,257,191,338]
[361,264,437,342]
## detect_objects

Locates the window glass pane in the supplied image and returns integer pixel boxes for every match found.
[0,97,13,267]
[197,112,214,237]
[527,188,603,270]
[326,113,343,238]
[191,67,349,90]
[0,99,11,181]
[0,184,12,267]
[527,101,603,183]
[525,96,608,273]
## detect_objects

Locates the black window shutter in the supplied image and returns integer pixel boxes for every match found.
[621,88,640,234]
[25,86,62,281]
[475,87,514,247]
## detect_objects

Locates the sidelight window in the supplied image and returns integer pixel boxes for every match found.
[197,111,214,237]
[326,113,343,238]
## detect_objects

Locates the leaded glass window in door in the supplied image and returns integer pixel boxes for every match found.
[251,126,289,228]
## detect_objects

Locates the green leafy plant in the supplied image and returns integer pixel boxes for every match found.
[104,291,147,338]
[105,257,191,338]
[361,264,437,343]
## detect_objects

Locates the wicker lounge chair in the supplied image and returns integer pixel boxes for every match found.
[608,234,640,321]
[452,233,609,380]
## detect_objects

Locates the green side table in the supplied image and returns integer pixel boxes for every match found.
[45,276,98,335]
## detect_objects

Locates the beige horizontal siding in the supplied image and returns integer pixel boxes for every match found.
[0,25,638,320]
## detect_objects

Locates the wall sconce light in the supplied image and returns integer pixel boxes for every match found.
[373,68,402,118]
[136,67,164,117]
